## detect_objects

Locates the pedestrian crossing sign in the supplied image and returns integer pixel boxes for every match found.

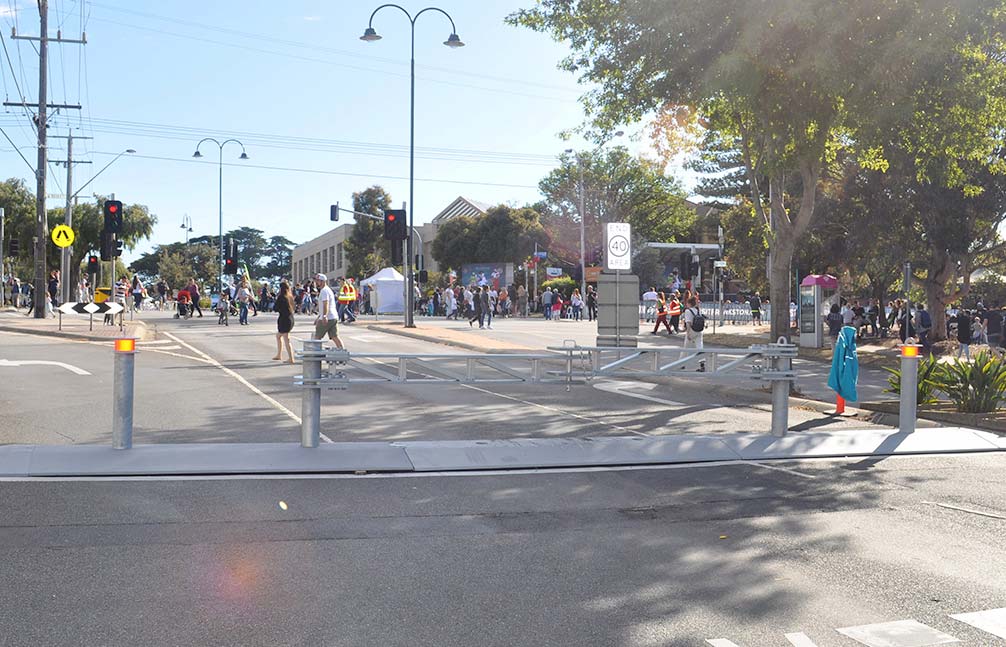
[51,224,75,248]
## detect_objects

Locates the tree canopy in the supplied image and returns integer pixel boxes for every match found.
[511,0,1006,339]
[431,205,549,271]
[344,185,394,278]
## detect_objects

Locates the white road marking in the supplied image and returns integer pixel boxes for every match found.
[949,607,1006,640]
[836,619,960,646]
[356,357,647,436]
[706,640,742,647]
[0,358,91,375]
[162,331,333,444]
[741,461,817,480]
[922,501,1006,520]
[592,379,686,407]
[785,632,820,646]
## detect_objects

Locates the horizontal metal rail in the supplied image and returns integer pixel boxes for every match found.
[295,338,799,448]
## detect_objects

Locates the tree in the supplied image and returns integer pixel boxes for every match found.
[50,196,156,293]
[431,215,478,272]
[510,0,999,340]
[431,206,550,272]
[261,235,296,281]
[0,178,38,280]
[537,147,695,268]
[344,185,393,278]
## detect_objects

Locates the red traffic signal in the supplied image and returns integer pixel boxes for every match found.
[107,203,118,213]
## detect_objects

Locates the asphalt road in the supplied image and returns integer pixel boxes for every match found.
[0,312,883,445]
[1,453,1003,646]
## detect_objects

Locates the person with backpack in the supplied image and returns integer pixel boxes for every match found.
[683,296,706,371]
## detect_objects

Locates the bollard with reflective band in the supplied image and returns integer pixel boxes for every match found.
[898,344,922,434]
[112,338,136,449]
[301,339,323,448]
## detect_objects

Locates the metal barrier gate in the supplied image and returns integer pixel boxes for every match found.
[295,338,798,447]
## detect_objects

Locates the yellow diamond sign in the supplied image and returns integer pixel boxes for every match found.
[51,224,74,248]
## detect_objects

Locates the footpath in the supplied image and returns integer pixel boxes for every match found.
[0,307,155,342]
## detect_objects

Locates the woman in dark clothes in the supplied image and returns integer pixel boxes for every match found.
[272,281,296,363]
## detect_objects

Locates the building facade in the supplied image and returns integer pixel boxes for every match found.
[290,224,353,285]
[291,196,490,283]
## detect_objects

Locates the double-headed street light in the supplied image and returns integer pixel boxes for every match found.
[565,131,623,300]
[192,138,249,299]
[361,3,463,328]
[180,214,193,244]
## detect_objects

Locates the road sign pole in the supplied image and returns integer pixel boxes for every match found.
[112,338,136,449]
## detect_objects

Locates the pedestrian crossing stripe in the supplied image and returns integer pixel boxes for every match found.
[707,606,1006,646]
[836,619,959,646]
[949,607,1006,640]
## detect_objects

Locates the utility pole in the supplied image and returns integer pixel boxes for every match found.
[11,1,85,317]
[0,208,5,307]
[30,0,48,319]
[51,131,93,303]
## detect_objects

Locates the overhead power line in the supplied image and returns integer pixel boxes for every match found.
[86,16,579,104]
[88,1,580,96]
[87,149,540,190]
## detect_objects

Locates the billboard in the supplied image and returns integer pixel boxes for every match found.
[461,263,513,290]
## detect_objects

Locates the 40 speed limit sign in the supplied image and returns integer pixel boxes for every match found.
[605,222,631,271]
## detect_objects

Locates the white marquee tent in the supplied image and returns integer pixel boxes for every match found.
[360,267,405,314]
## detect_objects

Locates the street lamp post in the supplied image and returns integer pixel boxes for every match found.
[180,214,193,244]
[192,138,249,300]
[566,131,623,300]
[361,4,463,328]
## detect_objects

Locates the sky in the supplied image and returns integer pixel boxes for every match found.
[0,0,692,266]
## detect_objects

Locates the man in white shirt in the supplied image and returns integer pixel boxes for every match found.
[683,296,706,371]
[312,273,344,349]
[642,286,659,322]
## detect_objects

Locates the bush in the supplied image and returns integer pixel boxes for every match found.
[938,351,1006,413]
[541,277,576,296]
[883,354,942,406]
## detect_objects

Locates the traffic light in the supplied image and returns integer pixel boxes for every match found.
[103,200,123,233]
[383,209,407,241]
[100,230,114,261]
[86,254,99,275]
[114,238,124,258]
[224,237,238,274]
[8,238,18,256]
[330,202,339,222]
[418,270,429,284]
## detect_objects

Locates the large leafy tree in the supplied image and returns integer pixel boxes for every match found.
[0,178,38,279]
[129,242,218,288]
[510,0,999,340]
[431,206,550,272]
[261,235,296,281]
[344,185,393,279]
[49,196,156,292]
[430,215,478,272]
[537,147,695,267]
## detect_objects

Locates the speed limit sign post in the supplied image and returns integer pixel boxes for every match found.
[604,223,632,346]
[605,222,631,271]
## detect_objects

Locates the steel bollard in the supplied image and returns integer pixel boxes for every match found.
[112,338,136,449]
[301,339,323,448]
[769,338,795,438]
[898,344,921,434]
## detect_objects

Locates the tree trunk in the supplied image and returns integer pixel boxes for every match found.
[923,250,955,342]
[769,238,795,342]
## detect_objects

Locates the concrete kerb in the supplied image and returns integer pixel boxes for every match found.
[0,428,1001,477]
[0,320,155,343]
